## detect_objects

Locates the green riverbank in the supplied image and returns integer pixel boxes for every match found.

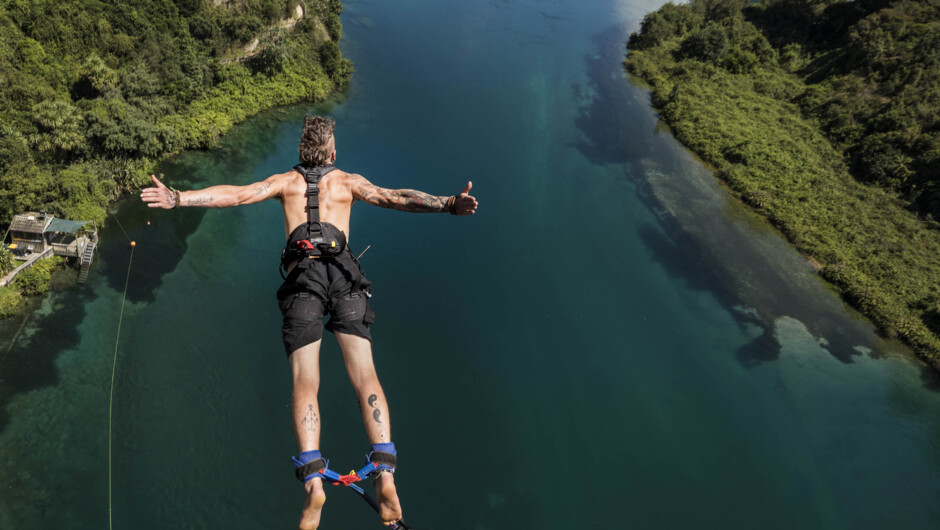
[625,0,940,367]
[0,0,352,316]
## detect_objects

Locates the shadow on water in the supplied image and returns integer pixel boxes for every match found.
[98,201,207,304]
[0,277,89,434]
[574,25,656,165]
[736,326,784,366]
[574,23,886,369]
[636,221,784,365]
[921,365,940,392]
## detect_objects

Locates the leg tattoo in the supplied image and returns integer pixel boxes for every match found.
[366,393,388,441]
[302,404,319,433]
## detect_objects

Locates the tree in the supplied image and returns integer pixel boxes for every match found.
[679,22,729,63]
[319,41,340,78]
[0,246,13,276]
[72,54,119,99]
[27,100,87,160]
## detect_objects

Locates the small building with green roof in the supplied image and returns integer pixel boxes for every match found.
[2,212,99,285]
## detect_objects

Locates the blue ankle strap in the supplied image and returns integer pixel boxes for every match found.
[365,442,397,476]
[292,450,328,483]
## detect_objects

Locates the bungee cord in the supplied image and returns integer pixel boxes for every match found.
[108,240,135,530]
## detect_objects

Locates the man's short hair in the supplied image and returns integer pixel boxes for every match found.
[299,116,336,167]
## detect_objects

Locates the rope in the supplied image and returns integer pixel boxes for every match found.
[351,488,412,530]
[108,212,131,243]
[309,464,412,529]
[108,244,135,530]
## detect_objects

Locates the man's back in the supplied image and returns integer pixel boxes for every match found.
[278,167,357,242]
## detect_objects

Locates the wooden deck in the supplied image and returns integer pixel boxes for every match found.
[51,241,81,258]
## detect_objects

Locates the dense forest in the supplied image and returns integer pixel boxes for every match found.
[0,0,351,313]
[0,0,350,224]
[626,0,940,366]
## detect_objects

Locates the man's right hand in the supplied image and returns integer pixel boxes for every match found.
[140,175,178,209]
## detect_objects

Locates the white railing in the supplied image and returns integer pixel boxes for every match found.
[0,248,54,287]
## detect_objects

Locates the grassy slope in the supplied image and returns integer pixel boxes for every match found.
[626,18,940,367]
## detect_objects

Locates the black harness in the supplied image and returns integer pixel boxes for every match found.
[280,164,348,276]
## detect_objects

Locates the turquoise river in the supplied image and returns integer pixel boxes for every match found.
[1,0,939,528]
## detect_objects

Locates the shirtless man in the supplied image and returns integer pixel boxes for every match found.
[141,116,478,528]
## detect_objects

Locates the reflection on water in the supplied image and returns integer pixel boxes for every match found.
[575,19,909,368]
[1,0,939,529]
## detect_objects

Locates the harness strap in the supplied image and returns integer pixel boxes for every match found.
[294,164,337,231]
[280,165,346,272]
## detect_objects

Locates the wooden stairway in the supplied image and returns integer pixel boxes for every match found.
[78,241,96,284]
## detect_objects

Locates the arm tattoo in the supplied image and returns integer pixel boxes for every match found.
[372,409,383,424]
[368,394,378,408]
[351,175,449,213]
[253,183,271,196]
[183,193,214,206]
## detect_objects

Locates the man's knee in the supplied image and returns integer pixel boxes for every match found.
[348,369,380,393]
[334,332,381,390]
[290,341,321,390]
[293,366,320,391]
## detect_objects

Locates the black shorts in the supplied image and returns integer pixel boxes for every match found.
[276,250,375,356]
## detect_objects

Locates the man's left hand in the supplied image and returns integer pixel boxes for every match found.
[454,182,478,216]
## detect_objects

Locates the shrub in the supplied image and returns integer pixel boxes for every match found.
[13,257,63,296]
[319,41,340,78]
[0,286,22,319]
[0,246,14,275]
[679,22,729,63]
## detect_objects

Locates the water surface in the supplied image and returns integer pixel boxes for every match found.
[2,1,939,529]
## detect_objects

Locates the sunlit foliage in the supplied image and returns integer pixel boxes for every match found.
[626,0,940,364]
[0,0,351,226]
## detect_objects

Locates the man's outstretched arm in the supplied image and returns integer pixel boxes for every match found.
[140,174,282,209]
[349,175,478,215]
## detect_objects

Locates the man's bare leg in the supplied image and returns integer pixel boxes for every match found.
[336,332,403,526]
[290,340,326,530]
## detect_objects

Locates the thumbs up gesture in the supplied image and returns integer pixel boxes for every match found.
[452,181,478,216]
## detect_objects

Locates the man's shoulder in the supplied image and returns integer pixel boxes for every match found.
[328,169,367,187]
[336,170,368,184]
[269,168,303,180]
[272,168,306,198]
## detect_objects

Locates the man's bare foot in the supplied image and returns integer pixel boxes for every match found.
[298,478,326,530]
[374,471,403,526]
